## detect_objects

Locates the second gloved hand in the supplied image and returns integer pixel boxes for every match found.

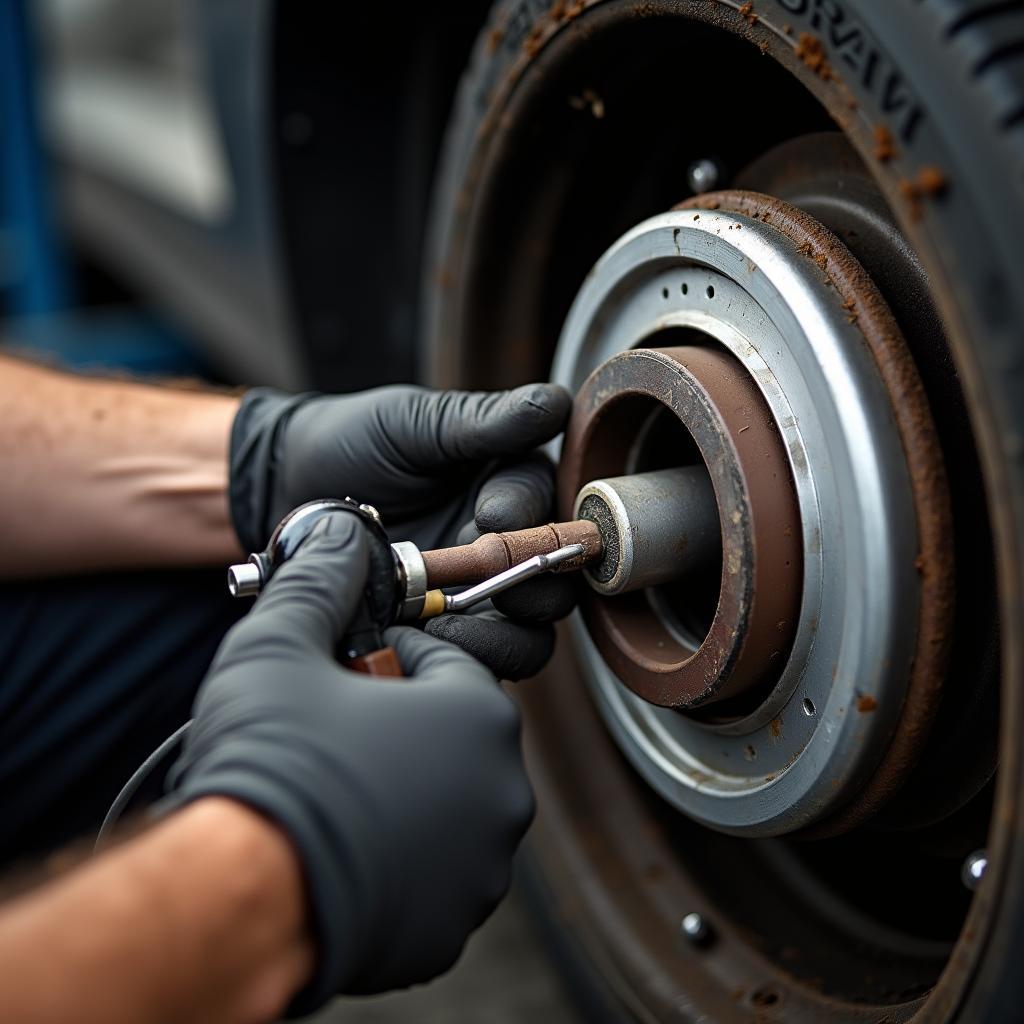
[229,382,578,680]
[164,512,533,1014]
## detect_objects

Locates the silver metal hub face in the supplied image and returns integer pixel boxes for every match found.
[551,205,921,836]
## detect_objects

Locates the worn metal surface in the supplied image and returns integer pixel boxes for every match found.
[392,539,429,621]
[575,467,719,595]
[686,191,953,838]
[551,194,929,836]
[734,133,998,834]
[560,345,801,709]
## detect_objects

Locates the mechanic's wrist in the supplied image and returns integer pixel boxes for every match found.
[229,387,318,551]
[161,767,358,1015]
[165,797,316,1021]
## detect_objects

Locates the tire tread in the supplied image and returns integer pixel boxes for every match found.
[933,0,1024,177]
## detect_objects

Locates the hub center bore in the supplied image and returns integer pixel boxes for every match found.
[560,345,802,710]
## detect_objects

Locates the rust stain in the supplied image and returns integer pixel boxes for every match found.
[738,1,758,25]
[683,191,954,838]
[873,124,897,162]
[797,240,827,273]
[781,748,802,771]
[917,166,948,196]
[856,695,878,713]
[769,716,782,740]
[795,32,832,80]
[523,24,545,58]
[898,166,949,220]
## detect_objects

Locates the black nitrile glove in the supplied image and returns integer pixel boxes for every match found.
[229,384,577,679]
[165,513,534,1015]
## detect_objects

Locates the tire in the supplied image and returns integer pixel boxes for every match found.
[424,2,1024,1021]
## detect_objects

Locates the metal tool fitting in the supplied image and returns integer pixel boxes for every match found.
[440,543,586,613]
[226,498,391,609]
[391,540,429,621]
[574,467,719,596]
[227,560,263,598]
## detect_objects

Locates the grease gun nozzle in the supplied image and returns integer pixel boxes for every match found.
[419,543,586,618]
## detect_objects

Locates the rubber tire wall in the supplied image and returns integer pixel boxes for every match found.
[424,2,1024,1020]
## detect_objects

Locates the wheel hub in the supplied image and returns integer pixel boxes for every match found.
[552,190,953,836]
[560,345,802,709]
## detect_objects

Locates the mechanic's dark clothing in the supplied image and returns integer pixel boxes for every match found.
[0,570,243,868]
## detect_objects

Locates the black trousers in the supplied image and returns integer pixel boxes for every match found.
[0,569,244,869]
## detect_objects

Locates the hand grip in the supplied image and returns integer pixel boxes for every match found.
[345,646,404,677]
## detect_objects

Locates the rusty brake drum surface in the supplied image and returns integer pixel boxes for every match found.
[551,191,950,837]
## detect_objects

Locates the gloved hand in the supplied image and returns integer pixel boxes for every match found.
[229,383,576,679]
[164,512,534,1014]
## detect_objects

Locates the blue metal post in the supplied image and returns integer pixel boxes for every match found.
[0,0,70,315]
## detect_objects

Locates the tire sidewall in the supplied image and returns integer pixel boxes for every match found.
[425,3,1024,1020]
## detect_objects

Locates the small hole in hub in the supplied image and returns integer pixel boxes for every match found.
[802,697,816,717]
[706,284,715,298]
[751,988,781,1008]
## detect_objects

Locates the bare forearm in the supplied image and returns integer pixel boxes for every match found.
[0,799,313,1024]
[0,356,243,576]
